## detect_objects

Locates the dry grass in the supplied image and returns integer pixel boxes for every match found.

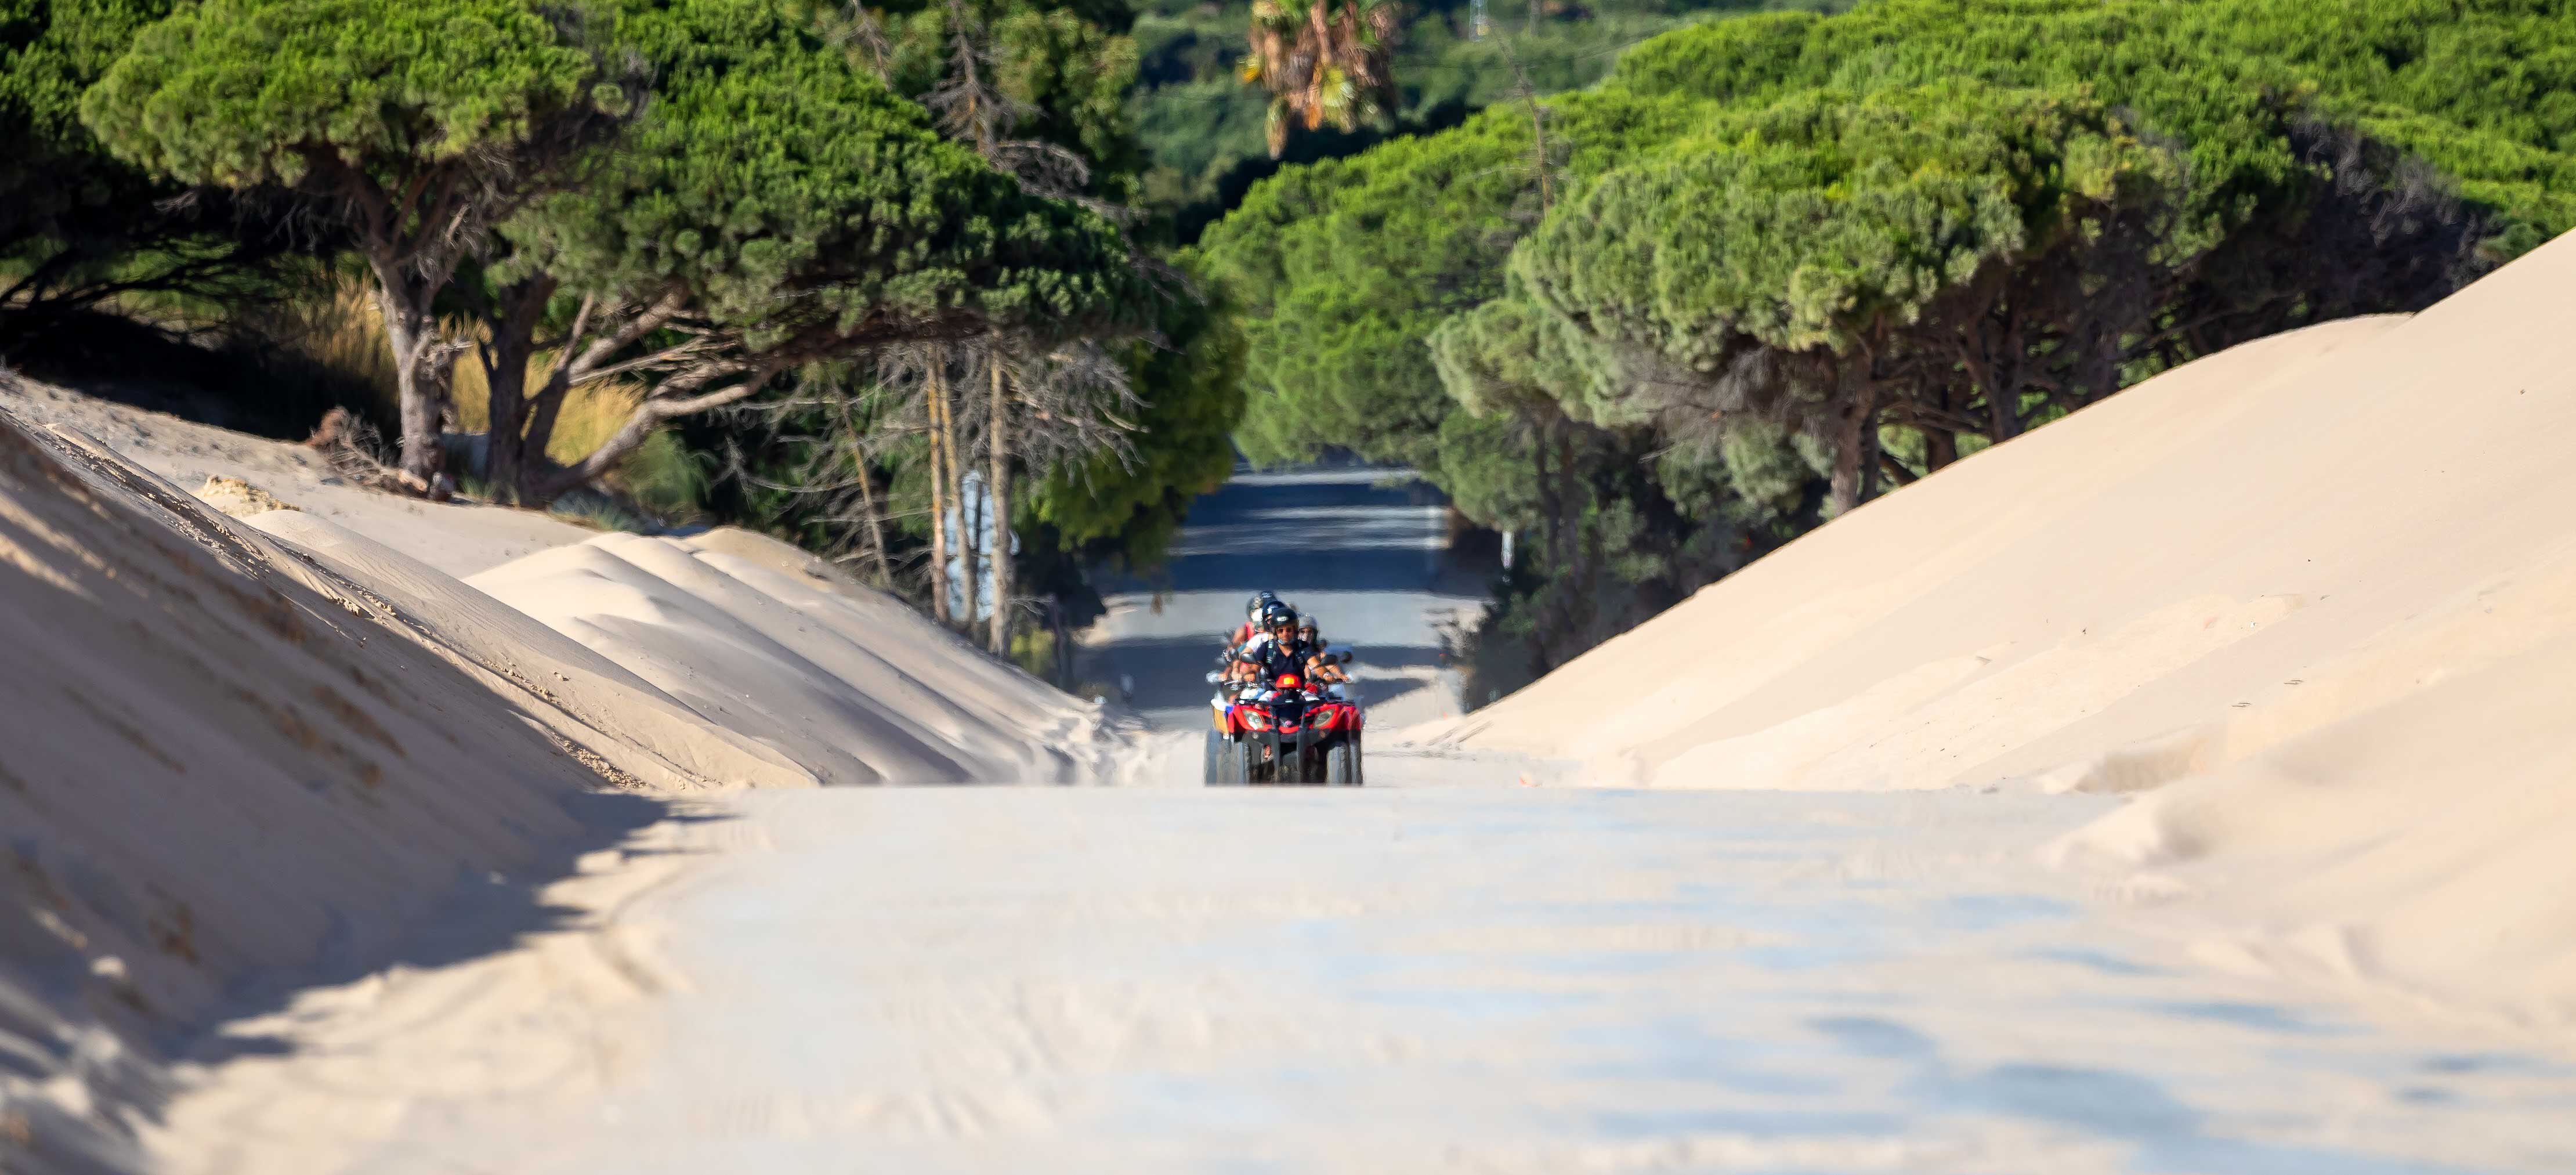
[265,281,704,516]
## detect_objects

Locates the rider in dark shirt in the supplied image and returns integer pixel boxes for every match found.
[1233,604,1315,688]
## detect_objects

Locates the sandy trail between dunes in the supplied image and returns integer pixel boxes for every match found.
[149,755,2576,1174]
[1074,468,1490,733]
[24,265,2576,1174]
[139,450,2576,1174]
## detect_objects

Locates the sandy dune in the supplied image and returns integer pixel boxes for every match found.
[0,377,596,576]
[0,404,628,1171]
[466,531,1117,785]
[1423,229,2576,1032]
[0,381,1125,1171]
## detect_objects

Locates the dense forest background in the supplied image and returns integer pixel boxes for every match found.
[1192,0,2576,698]
[8,0,2575,696]
[1127,0,1844,234]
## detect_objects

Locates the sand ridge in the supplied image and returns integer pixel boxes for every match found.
[0,404,625,1171]
[1422,228,2576,1032]
[0,381,1128,1171]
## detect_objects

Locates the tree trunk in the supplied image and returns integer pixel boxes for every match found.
[844,413,895,588]
[1532,420,1561,571]
[374,281,444,489]
[478,277,553,504]
[1858,400,1883,502]
[987,358,1014,656]
[517,362,575,501]
[951,366,978,630]
[1553,429,1580,583]
[925,360,956,626]
[1986,314,2027,444]
[1051,597,1071,686]
[1827,381,1880,518]
[1919,378,1960,472]
[964,454,986,628]
[1924,424,1958,472]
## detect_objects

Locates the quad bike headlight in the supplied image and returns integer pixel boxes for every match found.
[1312,710,1337,729]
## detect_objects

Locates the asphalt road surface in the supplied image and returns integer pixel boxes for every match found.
[1074,467,1496,732]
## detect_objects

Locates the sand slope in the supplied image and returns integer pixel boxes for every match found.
[0,381,1124,1170]
[465,530,1114,786]
[240,511,820,791]
[0,377,595,576]
[1425,229,2576,1026]
[0,406,626,1171]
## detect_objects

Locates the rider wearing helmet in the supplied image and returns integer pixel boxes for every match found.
[1230,590,1280,647]
[1232,603,1314,686]
[1298,616,1351,685]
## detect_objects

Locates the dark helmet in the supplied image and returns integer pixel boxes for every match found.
[1246,590,1278,616]
[1263,602,1297,629]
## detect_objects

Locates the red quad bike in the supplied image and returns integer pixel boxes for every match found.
[1204,672,1363,786]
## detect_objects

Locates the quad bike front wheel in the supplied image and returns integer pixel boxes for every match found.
[1203,729,1238,785]
[1324,740,1359,786]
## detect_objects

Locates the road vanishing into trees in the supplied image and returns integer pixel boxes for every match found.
[1075,466,1495,733]
[163,471,2576,1174]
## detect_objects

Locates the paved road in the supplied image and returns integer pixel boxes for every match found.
[1074,468,1495,732]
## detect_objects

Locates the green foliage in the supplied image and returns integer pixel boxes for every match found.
[1425,289,1601,422]
[659,0,1235,600]
[1429,407,1541,532]
[81,0,647,483]
[512,0,1144,355]
[1604,0,2576,248]
[1203,0,2576,690]
[2,0,166,237]
[1197,86,1707,466]
[1,0,306,351]
[865,0,1148,197]
[1030,266,1247,566]
[79,0,612,189]
[1513,83,2189,428]
[1210,0,2576,502]
[1129,0,1841,213]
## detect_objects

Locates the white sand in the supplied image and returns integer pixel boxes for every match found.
[465,530,1117,786]
[0,378,597,575]
[1423,229,2576,1033]
[240,511,819,791]
[0,403,618,1170]
[136,783,2576,1174]
[0,378,1126,1171]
